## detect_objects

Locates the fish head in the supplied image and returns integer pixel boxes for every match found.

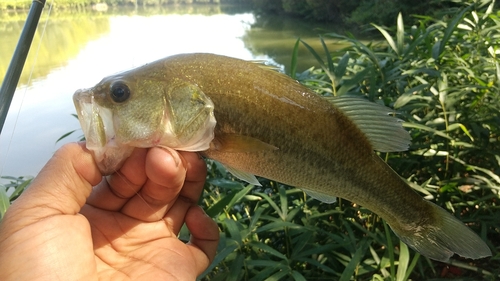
[73,67,216,174]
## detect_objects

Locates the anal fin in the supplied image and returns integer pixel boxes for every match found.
[302,188,337,204]
[224,165,262,186]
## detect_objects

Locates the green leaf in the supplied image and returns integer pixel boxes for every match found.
[402,122,452,140]
[335,52,350,81]
[227,253,244,281]
[437,4,474,59]
[396,241,410,281]
[300,39,324,66]
[256,192,282,217]
[267,269,289,281]
[290,271,307,281]
[279,186,288,219]
[383,221,396,279]
[205,191,235,217]
[55,130,77,144]
[225,218,242,242]
[290,38,300,79]
[0,187,10,220]
[396,12,404,56]
[9,178,32,200]
[339,239,370,281]
[249,241,287,260]
[256,221,301,233]
[198,242,238,279]
[320,36,334,74]
[372,23,398,55]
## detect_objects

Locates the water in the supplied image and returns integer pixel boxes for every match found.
[0,4,340,178]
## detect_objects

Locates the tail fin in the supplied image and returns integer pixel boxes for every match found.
[390,200,491,262]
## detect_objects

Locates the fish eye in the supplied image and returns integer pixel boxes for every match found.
[110,82,130,103]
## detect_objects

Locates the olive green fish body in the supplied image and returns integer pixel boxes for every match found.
[73,53,491,262]
[159,55,419,216]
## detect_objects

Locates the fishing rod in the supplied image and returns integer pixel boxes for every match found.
[0,0,46,134]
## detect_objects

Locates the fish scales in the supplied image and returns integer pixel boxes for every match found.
[73,53,491,262]
[163,54,425,222]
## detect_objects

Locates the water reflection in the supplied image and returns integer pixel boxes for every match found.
[0,12,111,87]
[0,5,340,178]
[243,13,346,72]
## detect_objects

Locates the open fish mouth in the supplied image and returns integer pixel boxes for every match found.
[73,89,131,174]
[73,88,115,150]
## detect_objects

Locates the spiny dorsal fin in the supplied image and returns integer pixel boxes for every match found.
[327,96,412,152]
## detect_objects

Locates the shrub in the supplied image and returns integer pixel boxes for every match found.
[201,1,500,280]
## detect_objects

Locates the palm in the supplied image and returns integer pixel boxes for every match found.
[0,144,218,281]
[85,208,207,280]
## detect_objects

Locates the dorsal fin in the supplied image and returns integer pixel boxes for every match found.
[327,96,412,152]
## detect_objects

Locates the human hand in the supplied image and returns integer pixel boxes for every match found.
[0,143,219,280]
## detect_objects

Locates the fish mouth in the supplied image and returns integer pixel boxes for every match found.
[73,89,129,174]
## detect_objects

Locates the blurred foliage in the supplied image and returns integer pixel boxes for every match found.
[0,176,32,220]
[251,0,500,26]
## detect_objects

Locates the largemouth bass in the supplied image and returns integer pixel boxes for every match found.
[73,53,491,262]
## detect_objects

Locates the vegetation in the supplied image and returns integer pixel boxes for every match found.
[1,0,499,280]
[0,0,248,11]
[199,1,500,280]
[251,0,500,26]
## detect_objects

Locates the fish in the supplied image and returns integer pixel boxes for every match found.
[73,53,491,262]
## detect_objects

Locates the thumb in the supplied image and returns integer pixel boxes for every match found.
[3,142,102,226]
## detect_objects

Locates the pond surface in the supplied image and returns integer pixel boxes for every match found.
[0,4,342,178]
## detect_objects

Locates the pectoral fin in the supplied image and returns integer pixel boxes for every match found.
[224,165,262,186]
[212,134,278,153]
[302,188,337,204]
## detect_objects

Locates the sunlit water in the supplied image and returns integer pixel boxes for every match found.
[0,5,340,178]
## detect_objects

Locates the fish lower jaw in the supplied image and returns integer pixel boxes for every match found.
[91,143,134,175]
